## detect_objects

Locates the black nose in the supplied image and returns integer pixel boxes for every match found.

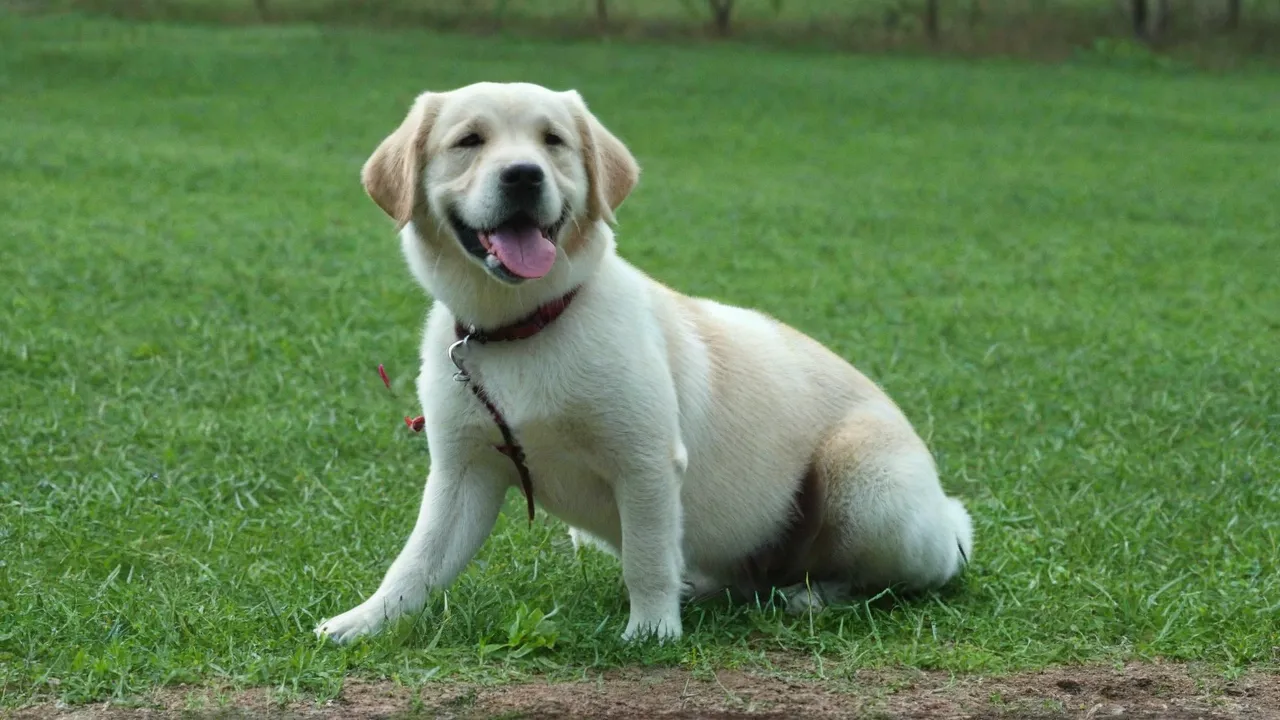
[500,163,544,189]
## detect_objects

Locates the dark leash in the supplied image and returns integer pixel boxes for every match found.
[444,288,581,525]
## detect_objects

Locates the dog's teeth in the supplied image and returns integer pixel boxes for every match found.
[484,254,503,270]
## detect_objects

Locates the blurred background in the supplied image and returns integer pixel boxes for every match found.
[33,0,1280,65]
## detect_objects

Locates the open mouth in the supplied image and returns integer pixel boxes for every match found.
[448,209,567,283]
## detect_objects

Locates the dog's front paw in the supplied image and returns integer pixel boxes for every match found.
[621,612,682,644]
[314,600,391,645]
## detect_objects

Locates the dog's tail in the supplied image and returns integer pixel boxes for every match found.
[948,496,975,573]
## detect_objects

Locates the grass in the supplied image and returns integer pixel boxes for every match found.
[2,9,1279,709]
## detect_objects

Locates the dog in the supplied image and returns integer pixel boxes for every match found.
[314,82,974,644]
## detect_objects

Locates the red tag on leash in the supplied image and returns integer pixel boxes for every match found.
[379,364,424,432]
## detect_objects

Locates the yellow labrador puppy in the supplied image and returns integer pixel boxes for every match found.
[315,82,973,644]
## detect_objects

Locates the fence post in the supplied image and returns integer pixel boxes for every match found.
[1225,0,1240,29]
[596,0,608,28]
[924,0,939,42]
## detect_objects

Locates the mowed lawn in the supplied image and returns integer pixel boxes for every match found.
[2,11,1278,707]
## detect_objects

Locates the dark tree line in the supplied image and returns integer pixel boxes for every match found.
[695,0,1251,41]
[243,0,1262,43]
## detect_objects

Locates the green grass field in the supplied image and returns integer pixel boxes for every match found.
[2,10,1279,710]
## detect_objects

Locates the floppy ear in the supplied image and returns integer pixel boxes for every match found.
[566,91,639,225]
[361,92,442,229]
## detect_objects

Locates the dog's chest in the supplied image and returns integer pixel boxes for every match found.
[421,318,638,538]
[510,414,620,535]
[442,360,618,531]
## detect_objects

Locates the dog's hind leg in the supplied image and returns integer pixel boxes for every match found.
[569,527,617,557]
[778,579,852,615]
[809,406,974,596]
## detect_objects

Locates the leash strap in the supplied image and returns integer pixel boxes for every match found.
[467,382,537,524]
[448,288,582,525]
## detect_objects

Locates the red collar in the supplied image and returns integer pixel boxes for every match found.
[454,288,581,343]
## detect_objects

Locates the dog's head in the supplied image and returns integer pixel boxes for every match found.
[362,82,639,288]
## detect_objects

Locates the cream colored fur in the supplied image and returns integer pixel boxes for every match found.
[314,82,974,644]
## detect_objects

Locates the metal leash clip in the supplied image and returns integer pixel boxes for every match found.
[448,332,473,383]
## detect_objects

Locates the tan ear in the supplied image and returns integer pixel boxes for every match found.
[566,91,639,225]
[361,92,442,229]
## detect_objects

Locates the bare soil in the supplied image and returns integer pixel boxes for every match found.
[10,662,1280,719]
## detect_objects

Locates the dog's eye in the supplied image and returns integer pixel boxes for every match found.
[544,132,564,147]
[455,133,484,148]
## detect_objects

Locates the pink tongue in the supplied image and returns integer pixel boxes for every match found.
[485,227,557,279]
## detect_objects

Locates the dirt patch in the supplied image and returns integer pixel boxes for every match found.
[10,662,1280,719]
[868,663,1279,719]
